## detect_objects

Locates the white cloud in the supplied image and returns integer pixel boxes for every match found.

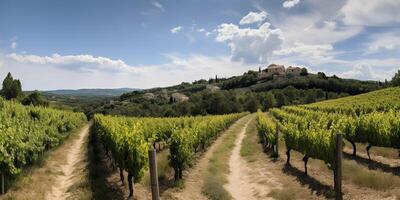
[6,53,146,74]
[215,22,283,63]
[171,26,183,34]
[278,16,362,46]
[0,52,250,90]
[151,1,164,11]
[11,41,17,49]
[273,43,335,62]
[239,11,268,25]
[340,0,400,26]
[283,0,300,8]
[337,62,398,81]
[365,31,400,53]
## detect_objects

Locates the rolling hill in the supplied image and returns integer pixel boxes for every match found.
[90,67,385,117]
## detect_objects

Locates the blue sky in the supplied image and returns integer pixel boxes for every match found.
[0,0,399,90]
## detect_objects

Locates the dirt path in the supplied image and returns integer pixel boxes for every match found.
[166,116,251,200]
[224,120,281,200]
[46,124,90,200]
[171,133,229,199]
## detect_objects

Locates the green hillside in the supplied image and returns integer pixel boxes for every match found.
[91,69,384,117]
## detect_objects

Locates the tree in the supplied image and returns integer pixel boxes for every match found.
[262,92,276,110]
[244,95,260,113]
[317,72,327,79]
[391,69,400,86]
[300,68,308,76]
[1,72,23,100]
[275,92,288,107]
[21,90,49,107]
[305,92,317,104]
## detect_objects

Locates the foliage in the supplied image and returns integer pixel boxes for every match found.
[300,68,308,76]
[391,69,400,86]
[91,70,385,117]
[256,110,276,147]
[0,97,87,178]
[269,86,400,169]
[21,90,49,107]
[1,72,23,100]
[92,112,247,183]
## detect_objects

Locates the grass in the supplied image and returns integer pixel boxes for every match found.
[268,188,300,200]
[141,149,173,187]
[240,116,258,162]
[343,160,400,191]
[201,115,251,200]
[359,143,399,159]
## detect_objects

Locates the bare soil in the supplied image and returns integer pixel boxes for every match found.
[46,124,91,200]
[224,119,280,200]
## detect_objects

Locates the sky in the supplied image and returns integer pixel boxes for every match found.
[0,0,399,90]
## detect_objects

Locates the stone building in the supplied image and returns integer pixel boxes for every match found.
[171,93,189,102]
[286,66,302,76]
[266,64,285,76]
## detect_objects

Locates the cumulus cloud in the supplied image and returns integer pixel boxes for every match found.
[279,17,362,46]
[339,63,376,80]
[171,26,183,34]
[215,22,283,63]
[340,0,400,26]
[273,43,335,62]
[239,11,268,25]
[337,62,397,81]
[365,31,400,53]
[283,0,300,8]
[6,53,146,74]
[0,52,250,90]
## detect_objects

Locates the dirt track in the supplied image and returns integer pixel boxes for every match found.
[225,120,281,200]
[46,124,90,200]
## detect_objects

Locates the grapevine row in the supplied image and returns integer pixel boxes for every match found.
[301,87,400,115]
[92,112,247,196]
[280,106,400,157]
[256,110,277,151]
[0,97,87,192]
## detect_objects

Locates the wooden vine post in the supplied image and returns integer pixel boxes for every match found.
[274,122,280,158]
[148,148,160,200]
[334,133,343,200]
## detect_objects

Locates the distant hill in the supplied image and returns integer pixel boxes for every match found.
[43,88,140,97]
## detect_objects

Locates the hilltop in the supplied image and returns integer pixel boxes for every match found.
[90,64,384,117]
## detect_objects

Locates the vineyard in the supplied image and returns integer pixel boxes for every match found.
[92,112,247,196]
[0,97,87,194]
[256,87,400,198]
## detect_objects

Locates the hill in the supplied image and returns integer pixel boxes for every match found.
[43,88,140,97]
[90,67,385,117]
[32,88,140,114]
